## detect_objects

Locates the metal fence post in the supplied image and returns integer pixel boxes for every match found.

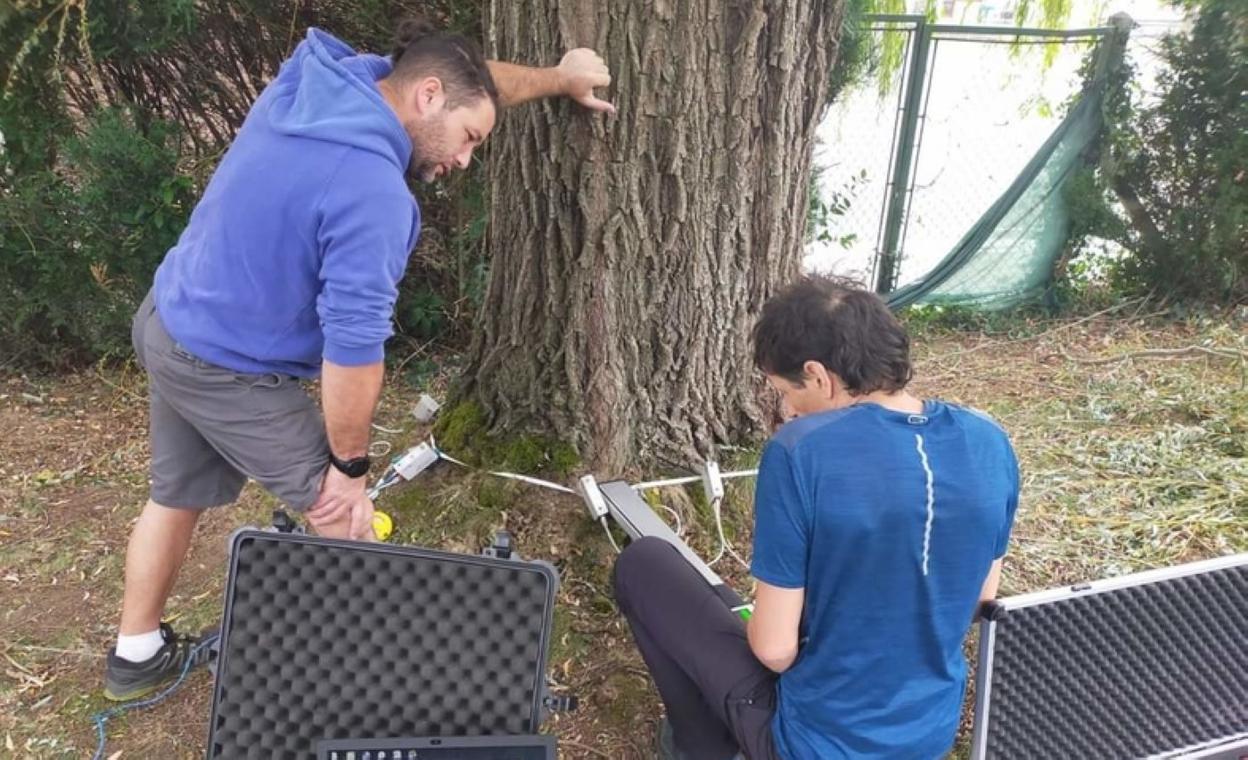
[874,17,932,295]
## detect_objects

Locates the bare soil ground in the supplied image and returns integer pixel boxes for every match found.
[2,311,1245,758]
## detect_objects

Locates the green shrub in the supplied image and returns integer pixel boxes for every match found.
[1,1,492,369]
[0,108,193,366]
[1072,0,1248,304]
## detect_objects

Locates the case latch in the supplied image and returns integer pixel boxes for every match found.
[271,509,303,534]
[543,694,579,713]
[483,530,515,559]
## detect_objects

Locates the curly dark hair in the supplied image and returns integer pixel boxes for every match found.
[752,276,913,395]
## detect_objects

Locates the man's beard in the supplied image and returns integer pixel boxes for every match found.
[404,116,446,183]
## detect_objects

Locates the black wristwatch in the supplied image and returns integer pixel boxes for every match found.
[329,451,371,479]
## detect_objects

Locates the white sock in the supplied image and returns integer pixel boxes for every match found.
[115,629,164,663]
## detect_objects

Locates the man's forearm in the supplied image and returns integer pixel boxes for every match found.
[487,60,563,108]
[321,359,384,458]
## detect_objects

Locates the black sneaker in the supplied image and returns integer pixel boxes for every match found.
[103,622,204,701]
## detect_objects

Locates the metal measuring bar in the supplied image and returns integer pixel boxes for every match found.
[596,480,747,613]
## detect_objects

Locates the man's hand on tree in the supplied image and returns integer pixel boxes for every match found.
[558,48,615,113]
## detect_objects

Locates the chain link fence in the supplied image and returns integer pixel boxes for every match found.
[806,13,1131,298]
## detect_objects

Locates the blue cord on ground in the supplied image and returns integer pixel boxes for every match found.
[91,633,220,760]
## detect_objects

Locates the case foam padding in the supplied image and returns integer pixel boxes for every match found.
[979,559,1248,759]
[207,532,557,759]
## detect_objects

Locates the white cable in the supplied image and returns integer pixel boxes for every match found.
[600,517,621,554]
[430,435,576,494]
[708,496,726,565]
[658,503,683,537]
[724,543,750,571]
[430,435,466,467]
[634,469,757,492]
[708,496,750,571]
[371,423,403,434]
[487,471,576,494]
[368,440,393,458]
[633,474,702,490]
[365,433,753,530]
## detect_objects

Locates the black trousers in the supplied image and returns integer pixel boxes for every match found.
[613,536,782,760]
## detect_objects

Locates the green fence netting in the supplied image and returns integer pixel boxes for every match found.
[886,20,1130,310]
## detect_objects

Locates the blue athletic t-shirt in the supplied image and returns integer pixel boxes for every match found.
[751,400,1019,759]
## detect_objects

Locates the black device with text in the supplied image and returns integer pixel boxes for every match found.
[316,734,556,760]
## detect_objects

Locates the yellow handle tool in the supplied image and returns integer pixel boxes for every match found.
[371,511,394,542]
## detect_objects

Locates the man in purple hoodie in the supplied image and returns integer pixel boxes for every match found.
[104,19,613,701]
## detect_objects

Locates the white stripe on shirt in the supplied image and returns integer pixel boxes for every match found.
[915,433,935,576]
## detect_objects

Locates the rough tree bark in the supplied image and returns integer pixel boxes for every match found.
[464,0,846,473]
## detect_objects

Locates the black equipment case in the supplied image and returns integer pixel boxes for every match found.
[205,529,561,759]
[971,553,1248,760]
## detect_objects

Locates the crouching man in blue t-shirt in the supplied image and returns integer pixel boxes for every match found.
[613,277,1020,760]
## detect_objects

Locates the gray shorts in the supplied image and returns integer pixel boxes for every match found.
[132,291,328,510]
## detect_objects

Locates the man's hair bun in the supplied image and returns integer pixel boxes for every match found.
[392,17,438,62]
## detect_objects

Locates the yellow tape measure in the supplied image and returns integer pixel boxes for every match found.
[372,510,393,541]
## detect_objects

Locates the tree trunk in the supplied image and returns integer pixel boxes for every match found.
[1110,175,1169,259]
[465,0,846,473]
